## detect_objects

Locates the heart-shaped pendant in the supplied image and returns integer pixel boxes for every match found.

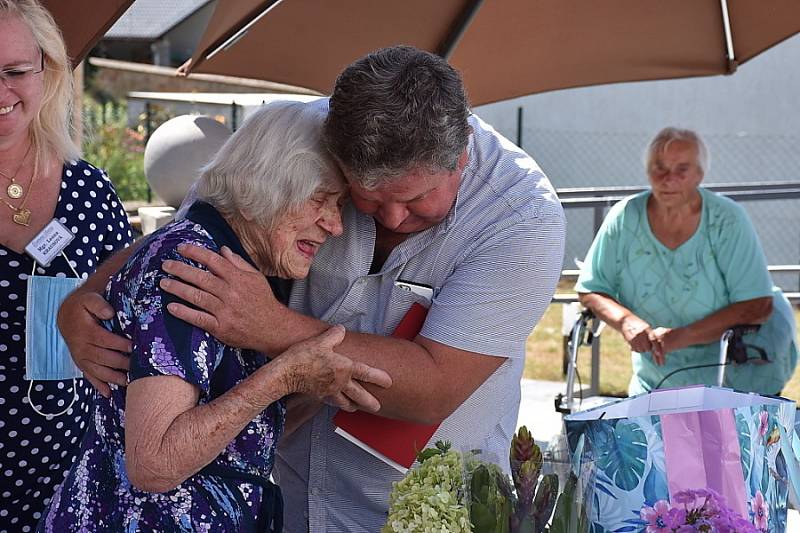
[12,208,31,226]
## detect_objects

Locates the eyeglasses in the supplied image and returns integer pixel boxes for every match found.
[0,49,44,89]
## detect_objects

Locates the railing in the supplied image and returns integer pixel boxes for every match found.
[558,180,800,198]
[557,266,800,303]
[558,181,800,235]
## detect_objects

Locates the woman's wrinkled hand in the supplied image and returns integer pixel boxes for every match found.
[620,314,655,354]
[58,291,131,397]
[276,325,393,413]
[649,326,689,366]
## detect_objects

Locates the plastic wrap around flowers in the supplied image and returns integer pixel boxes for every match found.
[383,426,593,533]
[640,488,764,533]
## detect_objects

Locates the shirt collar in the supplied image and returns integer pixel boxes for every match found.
[184,201,293,305]
[445,131,476,231]
[184,201,257,269]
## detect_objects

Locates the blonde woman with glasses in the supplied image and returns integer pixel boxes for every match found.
[0,1,132,529]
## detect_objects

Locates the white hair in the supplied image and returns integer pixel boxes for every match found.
[196,100,342,229]
[644,127,710,176]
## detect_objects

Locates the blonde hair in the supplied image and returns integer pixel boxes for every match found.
[1,0,80,173]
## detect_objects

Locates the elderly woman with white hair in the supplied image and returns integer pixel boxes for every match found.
[38,101,392,532]
[577,127,797,395]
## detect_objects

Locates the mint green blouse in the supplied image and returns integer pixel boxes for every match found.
[576,188,797,395]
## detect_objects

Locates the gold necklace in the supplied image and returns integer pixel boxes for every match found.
[0,142,33,200]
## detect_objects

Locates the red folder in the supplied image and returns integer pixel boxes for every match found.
[333,302,439,472]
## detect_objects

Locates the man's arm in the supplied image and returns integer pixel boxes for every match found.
[161,245,503,423]
[58,243,140,396]
[161,202,565,424]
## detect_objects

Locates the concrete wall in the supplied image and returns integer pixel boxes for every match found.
[87,57,313,100]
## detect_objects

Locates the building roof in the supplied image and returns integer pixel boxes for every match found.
[105,0,211,40]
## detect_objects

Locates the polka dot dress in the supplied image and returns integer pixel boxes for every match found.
[0,160,132,532]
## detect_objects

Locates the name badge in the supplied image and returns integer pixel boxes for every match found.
[24,219,75,267]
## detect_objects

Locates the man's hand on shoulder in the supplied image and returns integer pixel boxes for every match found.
[59,291,131,397]
[58,244,139,397]
[160,244,281,351]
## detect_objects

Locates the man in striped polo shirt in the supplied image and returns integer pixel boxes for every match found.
[218,46,564,532]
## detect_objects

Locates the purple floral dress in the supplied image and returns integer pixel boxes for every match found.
[38,202,289,532]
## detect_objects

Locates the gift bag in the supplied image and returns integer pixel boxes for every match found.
[564,386,797,532]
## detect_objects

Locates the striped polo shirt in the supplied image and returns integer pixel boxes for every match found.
[275,108,566,532]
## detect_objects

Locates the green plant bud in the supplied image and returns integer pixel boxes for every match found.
[512,438,542,490]
[531,474,559,533]
[511,426,536,462]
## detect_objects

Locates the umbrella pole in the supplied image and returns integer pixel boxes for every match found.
[207,0,286,61]
[719,0,738,73]
[437,0,487,60]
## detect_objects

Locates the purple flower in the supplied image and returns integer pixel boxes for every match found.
[672,489,706,514]
[664,508,687,529]
[711,509,760,533]
[672,491,696,504]
[641,500,672,532]
[640,487,761,533]
[734,517,761,533]
[751,490,769,531]
[701,493,722,516]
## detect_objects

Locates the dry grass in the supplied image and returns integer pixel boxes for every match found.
[525,281,800,401]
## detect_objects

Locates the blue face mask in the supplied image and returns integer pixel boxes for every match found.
[25,260,84,417]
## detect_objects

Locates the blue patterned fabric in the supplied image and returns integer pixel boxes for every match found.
[566,389,796,533]
[38,202,288,532]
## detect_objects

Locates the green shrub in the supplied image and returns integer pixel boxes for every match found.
[81,97,149,201]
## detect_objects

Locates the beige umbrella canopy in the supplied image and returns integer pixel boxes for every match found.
[41,0,134,66]
[181,0,800,105]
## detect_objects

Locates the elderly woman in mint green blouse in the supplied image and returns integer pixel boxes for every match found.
[576,127,797,395]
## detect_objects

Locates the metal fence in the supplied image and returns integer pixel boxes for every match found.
[520,129,800,289]
[86,101,800,279]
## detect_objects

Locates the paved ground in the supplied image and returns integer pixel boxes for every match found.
[516,379,800,529]
[516,378,565,444]
[516,378,621,444]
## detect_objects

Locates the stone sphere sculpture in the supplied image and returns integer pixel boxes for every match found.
[144,115,232,208]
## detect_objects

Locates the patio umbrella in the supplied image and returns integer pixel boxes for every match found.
[41,0,134,66]
[180,0,800,105]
